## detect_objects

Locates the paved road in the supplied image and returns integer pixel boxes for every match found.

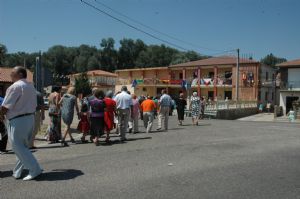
[1,117,300,199]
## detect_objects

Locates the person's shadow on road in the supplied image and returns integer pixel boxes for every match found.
[36,169,84,181]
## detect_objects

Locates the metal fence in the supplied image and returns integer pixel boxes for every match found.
[280,81,300,90]
[205,100,258,111]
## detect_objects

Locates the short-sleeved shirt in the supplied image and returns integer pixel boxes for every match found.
[141,99,156,112]
[114,91,133,109]
[2,79,37,120]
[132,99,140,116]
[159,94,172,107]
[88,97,106,118]
[176,98,187,110]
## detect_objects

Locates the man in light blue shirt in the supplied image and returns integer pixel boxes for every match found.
[114,86,133,141]
[157,89,172,131]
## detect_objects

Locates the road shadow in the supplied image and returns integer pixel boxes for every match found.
[35,138,47,141]
[197,123,212,127]
[99,136,152,146]
[36,145,65,150]
[0,170,13,178]
[168,127,185,130]
[126,137,152,141]
[36,169,84,181]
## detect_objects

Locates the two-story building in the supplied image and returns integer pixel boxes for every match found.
[115,56,260,101]
[69,70,117,93]
[258,64,277,105]
[277,59,300,114]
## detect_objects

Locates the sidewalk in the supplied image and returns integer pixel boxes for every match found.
[238,113,299,123]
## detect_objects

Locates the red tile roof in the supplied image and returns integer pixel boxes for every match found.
[276,59,300,67]
[169,56,258,68]
[72,70,117,78]
[0,67,33,83]
[115,66,168,72]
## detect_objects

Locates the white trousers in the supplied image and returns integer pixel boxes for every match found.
[117,109,130,140]
[143,112,154,133]
[129,114,139,133]
[158,107,169,130]
[7,115,42,177]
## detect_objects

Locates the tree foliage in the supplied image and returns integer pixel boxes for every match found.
[0,43,7,66]
[261,53,287,68]
[74,73,92,97]
[1,38,207,74]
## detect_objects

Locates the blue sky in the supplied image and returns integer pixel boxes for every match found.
[1,0,299,60]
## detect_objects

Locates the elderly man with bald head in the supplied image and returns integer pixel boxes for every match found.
[0,66,42,181]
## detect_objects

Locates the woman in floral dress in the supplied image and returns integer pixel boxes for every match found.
[189,92,201,126]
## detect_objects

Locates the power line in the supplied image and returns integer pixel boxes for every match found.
[94,0,225,53]
[80,0,190,51]
[80,0,236,57]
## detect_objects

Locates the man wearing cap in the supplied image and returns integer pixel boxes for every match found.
[0,66,42,181]
[114,86,133,141]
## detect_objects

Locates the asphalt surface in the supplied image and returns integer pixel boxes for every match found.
[1,116,300,199]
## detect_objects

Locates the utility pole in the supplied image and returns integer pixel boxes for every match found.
[35,51,42,92]
[235,48,240,101]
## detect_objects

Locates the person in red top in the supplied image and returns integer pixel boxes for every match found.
[78,93,90,143]
[140,96,156,133]
[104,90,116,143]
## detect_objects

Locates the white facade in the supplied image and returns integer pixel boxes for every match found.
[279,68,300,114]
[280,91,300,114]
[287,68,300,90]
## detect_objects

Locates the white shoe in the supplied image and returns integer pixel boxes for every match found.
[23,170,43,181]
[13,173,22,179]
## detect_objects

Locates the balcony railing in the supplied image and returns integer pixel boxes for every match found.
[205,100,258,111]
[280,81,300,90]
[116,77,232,87]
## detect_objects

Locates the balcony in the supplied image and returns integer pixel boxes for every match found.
[116,77,232,87]
[89,77,116,86]
[280,81,300,91]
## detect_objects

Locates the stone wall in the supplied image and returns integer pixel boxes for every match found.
[215,107,258,120]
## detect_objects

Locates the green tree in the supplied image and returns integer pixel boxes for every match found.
[100,38,117,71]
[0,43,7,66]
[261,53,287,68]
[135,44,179,67]
[74,73,92,97]
[118,38,147,69]
[44,45,70,75]
[87,55,100,70]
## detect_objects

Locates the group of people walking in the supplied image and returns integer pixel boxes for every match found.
[46,85,176,146]
[0,67,206,181]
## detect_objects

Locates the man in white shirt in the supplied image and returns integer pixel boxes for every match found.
[0,66,42,181]
[157,89,172,131]
[114,86,133,141]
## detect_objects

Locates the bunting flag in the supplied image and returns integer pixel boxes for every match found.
[181,80,187,90]
[131,79,138,88]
